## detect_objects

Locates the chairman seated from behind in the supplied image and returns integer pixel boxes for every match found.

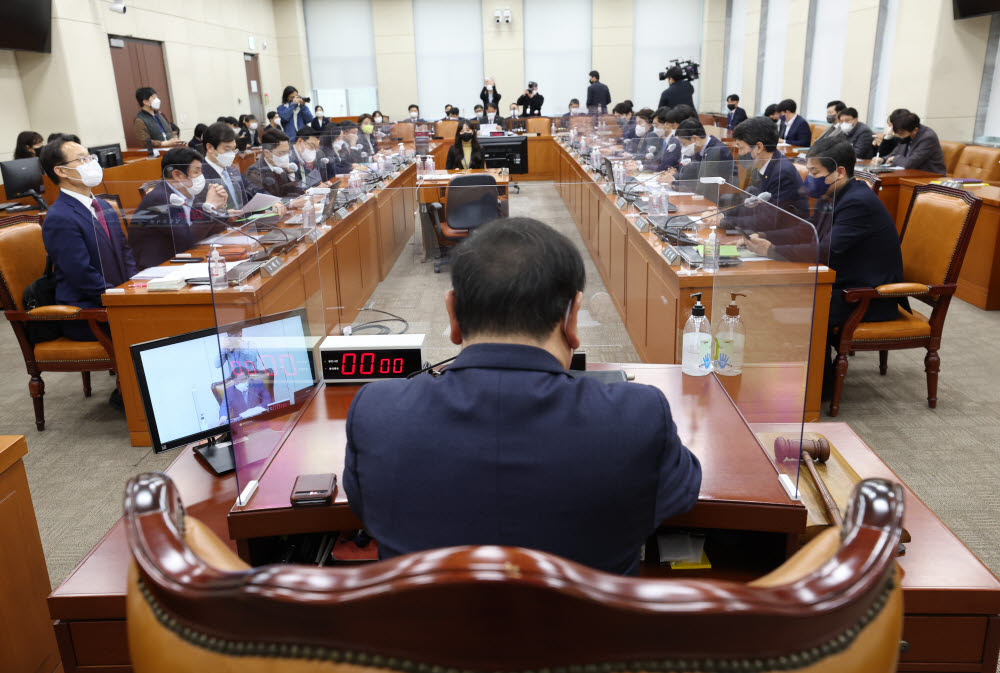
[343,217,701,575]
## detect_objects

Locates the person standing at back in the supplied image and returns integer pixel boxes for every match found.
[516,81,544,116]
[38,136,137,341]
[343,217,702,576]
[658,66,695,110]
[480,76,501,110]
[586,70,611,114]
[276,85,314,142]
[133,87,184,149]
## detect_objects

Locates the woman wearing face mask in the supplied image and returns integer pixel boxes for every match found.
[237,115,261,148]
[445,122,485,170]
[14,131,44,160]
[276,85,314,142]
[311,106,330,132]
[371,110,388,137]
[479,76,502,110]
[319,124,355,176]
[356,114,379,156]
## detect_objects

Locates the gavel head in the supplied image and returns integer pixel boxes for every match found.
[773,436,831,463]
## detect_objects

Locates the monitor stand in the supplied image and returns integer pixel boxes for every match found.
[192,433,235,475]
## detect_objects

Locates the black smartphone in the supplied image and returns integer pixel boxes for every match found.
[169,256,205,263]
[291,473,337,507]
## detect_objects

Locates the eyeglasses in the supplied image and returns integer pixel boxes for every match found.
[59,154,97,167]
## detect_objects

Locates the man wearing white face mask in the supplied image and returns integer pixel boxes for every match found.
[39,136,138,342]
[247,127,306,198]
[201,122,256,210]
[478,102,504,128]
[129,147,228,269]
[291,126,330,188]
[836,107,874,161]
[133,86,184,149]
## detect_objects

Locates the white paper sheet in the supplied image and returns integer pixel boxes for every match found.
[240,192,282,214]
[131,267,176,280]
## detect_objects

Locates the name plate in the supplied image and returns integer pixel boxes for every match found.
[360,193,370,203]
[377,180,386,190]
[602,183,613,194]
[615,196,627,210]
[633,216,649,232]
[261,257,285,277]
[392,171,401,179]
[334,207,350,220]
[306,228,321,243]
[661,245,680,265]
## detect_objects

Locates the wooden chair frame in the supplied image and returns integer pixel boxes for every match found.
[829,184,981,416]
[0,217,117,430]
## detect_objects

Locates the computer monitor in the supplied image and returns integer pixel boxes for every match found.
[130,308,317,473]
[89,144,123,169]
[0,158,47,209]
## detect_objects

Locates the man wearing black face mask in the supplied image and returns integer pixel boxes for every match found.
[726,94,747,131]
[445,122,485,169]
[816,100,847,142]
[516,82,544,116]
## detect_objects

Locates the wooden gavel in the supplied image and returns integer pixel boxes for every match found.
[774,436,843,527]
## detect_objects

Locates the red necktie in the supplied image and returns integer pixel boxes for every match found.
[91,198,111,239]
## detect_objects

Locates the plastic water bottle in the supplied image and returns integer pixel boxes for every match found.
[209,245,226,290]
[417,156,425,178]
[704,226,720,271]
[302,196,315,229]
[550,121,556,136]
[397,142,405,158]
[425,155,436,174]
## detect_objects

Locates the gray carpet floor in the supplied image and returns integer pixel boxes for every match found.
[6,181,1000,595]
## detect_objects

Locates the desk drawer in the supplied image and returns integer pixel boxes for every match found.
[900,615,986,663]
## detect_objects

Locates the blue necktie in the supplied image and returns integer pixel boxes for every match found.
[219,168,237,206]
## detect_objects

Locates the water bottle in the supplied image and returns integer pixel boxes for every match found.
[397,142,405,158]
[302,196,315,229]
[550,121,556,136]
[704,226,720,272]
[426,155,436,174]
[417,155,425,178]
[209,245,227,290]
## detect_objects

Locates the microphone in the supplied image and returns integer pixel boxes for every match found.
[658,191,771,231]
[287,162,299,174]
[168,193,186,208]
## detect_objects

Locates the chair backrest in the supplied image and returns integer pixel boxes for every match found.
[810,123,826,144]
[125,473,905,673]
[445,174,499,231]
[793,161,809,181]
[525,116,549,135]
[939,140,966,175]
[899,184,981,287]
[392,122,414,143]
[951,145,1000,182]
[139,180,158,198]
[0,219,46,312]
[436,120,459,140]
[854,169,883,194]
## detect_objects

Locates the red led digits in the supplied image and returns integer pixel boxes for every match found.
[360,352,375,375]
[379,358,390,374]
[393,358,403,373]
[342,352,356,375]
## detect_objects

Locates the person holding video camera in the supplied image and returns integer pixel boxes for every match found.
[658,64,696,111]
[277,85,314,143]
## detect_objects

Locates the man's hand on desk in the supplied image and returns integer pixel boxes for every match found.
[745,233,772,257]
[269,203,287,218]
[226,209,243,218]
[656,169,676,185]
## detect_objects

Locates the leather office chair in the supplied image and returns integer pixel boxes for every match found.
[854,170,883,195]
[951,145,1000,182]
[829,184,981,416]
[809,123,826,145]
[393,123,415,143]
[939,141,965,175]
[525,117,549,135]
[426,174,502,273]
[436,120,458,140]
[125,472,905,673]
[0,218,117,430]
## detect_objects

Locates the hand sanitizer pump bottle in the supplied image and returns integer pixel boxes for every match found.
[682,292,712,376]
[713,292,746,376]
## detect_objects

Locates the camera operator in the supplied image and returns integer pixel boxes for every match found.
[658,65,695,111]
[277,85,314,142]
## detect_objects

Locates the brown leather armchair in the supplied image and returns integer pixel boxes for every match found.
[125,472,905,673]
[525,116,550,135]
[0,217,117,430]
[829,184,981,416]
[435,120,459,140]
[952,145,1000,182]
[939,141,966,175]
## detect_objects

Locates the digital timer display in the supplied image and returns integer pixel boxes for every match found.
[322,348,423,381]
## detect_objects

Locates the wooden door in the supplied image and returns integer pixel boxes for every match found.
[109,36,174,149]
[244,53,265,123]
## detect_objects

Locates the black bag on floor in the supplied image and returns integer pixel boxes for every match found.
[22,256,61,344]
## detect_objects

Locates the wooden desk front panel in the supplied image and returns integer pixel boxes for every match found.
[0,436,61,673]
[898,179,1000,310]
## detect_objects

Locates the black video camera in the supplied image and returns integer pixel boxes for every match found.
[300,96,312,103]
[658,59,700,82]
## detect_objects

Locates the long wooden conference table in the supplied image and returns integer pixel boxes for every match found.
[47,363,1000,672]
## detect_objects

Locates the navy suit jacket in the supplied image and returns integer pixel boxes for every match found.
[42,191,137,308]
[782,115,812,147]
[674,136,737,194]
[245,157,305,198]
[727,107,748,131]
[752,150,809,216]
[344,343,702,576]
[344,344,701,573]
[201,161,255,210]
[129,182,226,269]
[646,135,681,172]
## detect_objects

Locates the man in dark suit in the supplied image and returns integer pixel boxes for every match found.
[246,127,306,198]
[344,217,702,576]
[290,126,332,188]
[516,82,544,116]
[672,119,737,194]
[586,70,611,114]
[38,137,138,341]
[201,122,255,210]
[657,66,696,110]
[479,102,504,128]
[776,99,812,147]
[878,111,946,174]
[731,116,809,218]
[129,147,229,269]
[726,94,748,131]
[836,107,874,161]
